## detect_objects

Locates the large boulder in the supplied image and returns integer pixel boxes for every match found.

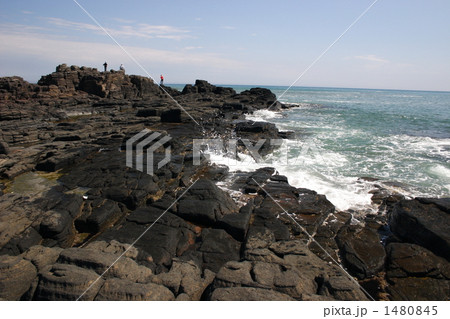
[385,243,450,300]
[0,255,37,300]
[336,225,386,279]
[211,240,369,301]
[177,179,238,226]
[199,228,242,272]
[34,263,104,301]
[389,198,450,260]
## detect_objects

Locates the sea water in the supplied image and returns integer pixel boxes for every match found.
[210,86,450,212]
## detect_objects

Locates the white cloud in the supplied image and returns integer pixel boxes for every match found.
[221,26,236,30]
[354,54,389,63]
[0,23,49,33]
[41,17,192,40]
[183,46,203,50]
[0,32,243,74]
[111,17,136,24]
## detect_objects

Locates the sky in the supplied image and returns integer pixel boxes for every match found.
[0,0,449,91]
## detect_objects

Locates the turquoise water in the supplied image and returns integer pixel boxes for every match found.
[210,85,450,212]
[169,84,450,211]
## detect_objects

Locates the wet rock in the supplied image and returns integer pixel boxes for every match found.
[308,211,352,262]
[95,278,174,301]
[0,255,37,300]
[336,225,386,279]
[389,198,450,260]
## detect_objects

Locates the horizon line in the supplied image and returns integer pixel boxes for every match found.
[167,83,450,94]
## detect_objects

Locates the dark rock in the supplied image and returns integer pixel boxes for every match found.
[97,208,196,267]
[176,179,238,226]
[389,198,450,260]
[386,243,450,279]
[270,175,289,183]
[0,226,42,256]
[0,255,37,300]
[194,80,216,94]
[39,210,74,246]
[239,87,277,108]
[252,206,291,241]
[181,84,197,94]
[0,141,10,155]
[387,277,450,301]
[136,109,158,117]
[385,243,450,301]
[336,225,386,279]
[161,108,182,123]
[214,87,236,95]
[199,228,241,272]
[216,205,252,241]
[75,198,124,234]
[235,121,278,135]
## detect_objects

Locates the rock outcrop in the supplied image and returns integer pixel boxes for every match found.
[0,65,448,301]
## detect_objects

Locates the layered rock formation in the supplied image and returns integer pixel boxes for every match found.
[0,65,448,301]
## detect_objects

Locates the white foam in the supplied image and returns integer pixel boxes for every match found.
[245,109,283,122]
[205,145,377,212]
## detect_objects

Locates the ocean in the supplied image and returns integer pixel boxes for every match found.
[172,84,450,212]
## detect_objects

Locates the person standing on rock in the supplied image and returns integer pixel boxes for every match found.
[119,64,125,72]
[103,62,108,72]
[160,74,164,85]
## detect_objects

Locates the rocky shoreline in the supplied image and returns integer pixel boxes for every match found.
[0,65,448,301]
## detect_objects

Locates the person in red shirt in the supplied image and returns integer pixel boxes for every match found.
[160,74,164,85]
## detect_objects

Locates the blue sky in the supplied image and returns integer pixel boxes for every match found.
[0,0,449,91]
